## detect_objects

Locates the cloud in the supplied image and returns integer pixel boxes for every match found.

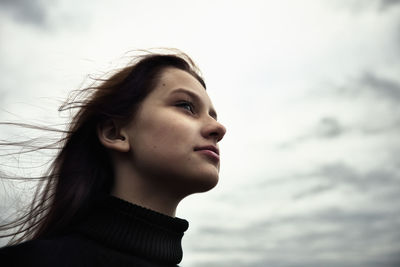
[247,160,400,204]
[330,72,400,104]
[278,72,400,148]
[315,117,344,138]
[293,162,400,199]
[330,71,400,133]
[360,72,400,101]
[295,71,400,138]
[190,206,400,266]
[340,0,400,13]
[278,117,346,148]
[379,0,400,11]
[292,184,334,199]
[0,0,49,27]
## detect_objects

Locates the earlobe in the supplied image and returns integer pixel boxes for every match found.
[97,120,130,152]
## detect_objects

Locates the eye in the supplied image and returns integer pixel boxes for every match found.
[176,101,195,114]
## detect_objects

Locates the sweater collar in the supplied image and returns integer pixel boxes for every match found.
[77,196,189,265]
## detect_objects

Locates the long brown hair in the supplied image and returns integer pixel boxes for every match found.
[0,49,205,245]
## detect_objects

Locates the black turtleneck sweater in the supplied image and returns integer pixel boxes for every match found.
[0,197,189,267]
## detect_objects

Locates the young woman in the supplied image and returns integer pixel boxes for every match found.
[0,50,226,266]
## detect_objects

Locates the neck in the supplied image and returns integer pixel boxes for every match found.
[111,160,185,217]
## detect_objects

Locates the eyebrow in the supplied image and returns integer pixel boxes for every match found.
[170,88,218,120]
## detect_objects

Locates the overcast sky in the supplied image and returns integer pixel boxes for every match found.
[1,0,400,266]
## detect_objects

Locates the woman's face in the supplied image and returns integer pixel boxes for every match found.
[124,67,226,196]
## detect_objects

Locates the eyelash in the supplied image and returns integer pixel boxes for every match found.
[176,100,195,114]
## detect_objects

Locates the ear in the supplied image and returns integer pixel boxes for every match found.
[97,120,130,152]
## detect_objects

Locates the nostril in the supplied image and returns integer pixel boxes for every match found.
[209,131,219,139]
[202,119,226,141]
[210,130,224,142]
[210,131,218,136]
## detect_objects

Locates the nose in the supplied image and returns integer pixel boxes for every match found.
[202,117,226,142]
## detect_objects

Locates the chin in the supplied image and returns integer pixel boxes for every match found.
[196,176,219,193]
[164,163,220,197]
[187,170,220,194]
[171,171,218,198]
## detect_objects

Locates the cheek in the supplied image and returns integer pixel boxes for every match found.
[128,110,219,193]
[135,112,196,158]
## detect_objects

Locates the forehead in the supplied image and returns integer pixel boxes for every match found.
[151,68,214,107]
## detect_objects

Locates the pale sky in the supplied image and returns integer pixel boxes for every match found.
[1,0,400,266]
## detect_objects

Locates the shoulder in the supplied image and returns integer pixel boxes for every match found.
[0,235,171,267]
[0,235,92,267]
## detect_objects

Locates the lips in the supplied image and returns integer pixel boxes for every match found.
[194,145,219,155]
[194,145,220,163]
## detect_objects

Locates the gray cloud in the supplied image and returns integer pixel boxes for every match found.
[298,71,400,139]
[189,159,400,266]
[0,0,49,27]
[278,117,346,148]
[293,162,400,199]
[250,255,400,267]
[190,207,400,266]
[292,183,334,199]
[360,72,400,101]
[379,0,400,11]
[344,0,400,13]
[315,117,344,138]
[332,72,400,104]
[197,207,400,245]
